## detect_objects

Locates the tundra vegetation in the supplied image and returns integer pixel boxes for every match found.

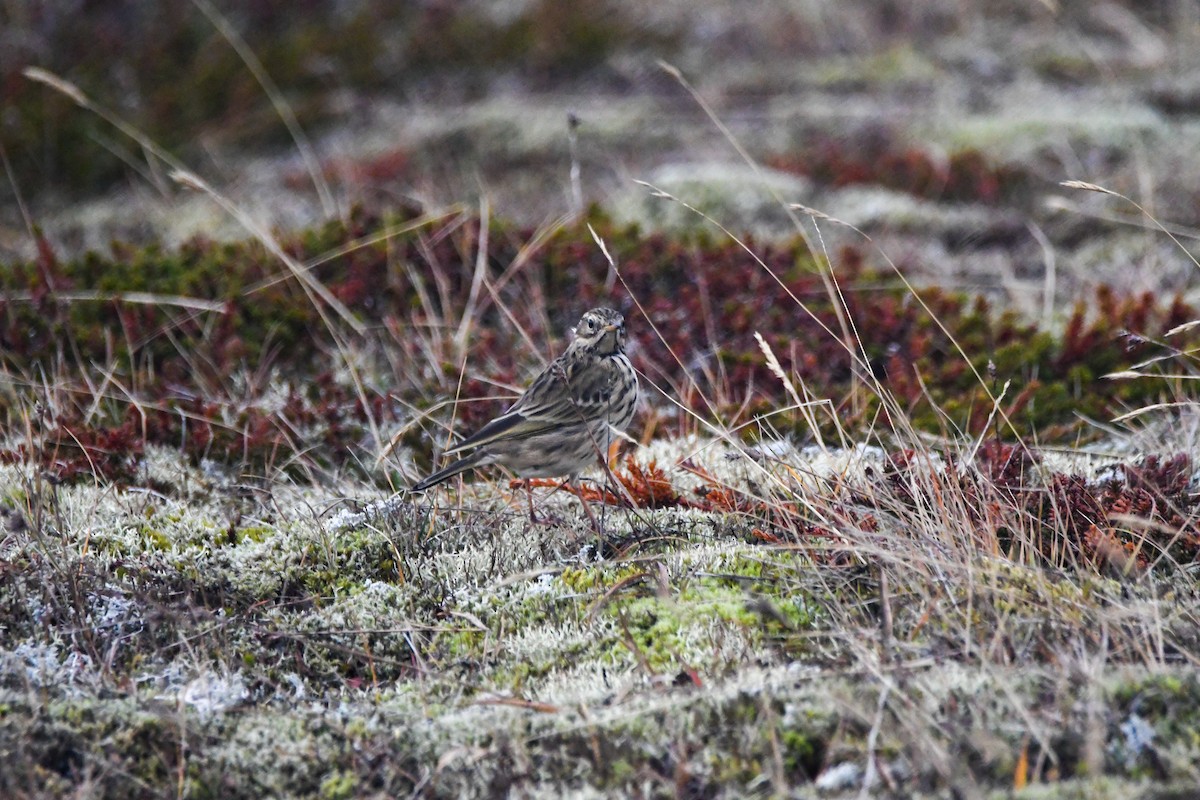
[2,1,1199,797]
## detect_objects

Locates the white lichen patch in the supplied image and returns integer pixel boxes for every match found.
[1035,447,1196,487]
[613,161,812,239]
[821,185,1010,235]
[178,670,250,719]
[499,618,608,674]
[631,435,895,498]
[4,641,101,694]
[140,444,226,495]
[303,579,417,632]
[528,659,632,706]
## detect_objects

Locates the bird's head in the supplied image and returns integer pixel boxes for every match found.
[571,307,626,356]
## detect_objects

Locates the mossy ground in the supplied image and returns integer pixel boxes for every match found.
[3,417,1200,797]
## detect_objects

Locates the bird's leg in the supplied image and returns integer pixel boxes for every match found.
[516,479,568,526]
[524,479,539,524]
[569,475,604,536]
[523,480,564,525]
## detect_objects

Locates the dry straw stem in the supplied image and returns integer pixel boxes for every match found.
[3,290,225,313]
[453,194,491,353]
[1044,195,1200,241]
[21,67,364,335]
[190,0,336,216]
[245,206,468,295]
[754,331,826,450]
[655,60,858,358]
[1025,220,1058,330]
[964,379,1011,463]
[23,66,398,463]
[1167,319,1200,337]
[1111,401,1200,423]
[169,168,365,336]
[588,222,841,523]
[1059,179,1117,195]
[1060,179,1200,273]
[754,331,803,411]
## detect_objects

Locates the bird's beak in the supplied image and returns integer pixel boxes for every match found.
[603,324,619,333]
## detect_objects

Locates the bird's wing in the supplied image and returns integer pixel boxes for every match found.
[444,354,613,454]
[441,408,553,454]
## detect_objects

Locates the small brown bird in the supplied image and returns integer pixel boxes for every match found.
[413,307,638,496]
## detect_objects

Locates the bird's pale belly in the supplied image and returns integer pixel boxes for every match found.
[486,422,607,478]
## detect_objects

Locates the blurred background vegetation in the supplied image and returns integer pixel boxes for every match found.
[3,1,1196,214]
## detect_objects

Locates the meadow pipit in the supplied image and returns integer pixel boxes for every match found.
[412,307,638,506]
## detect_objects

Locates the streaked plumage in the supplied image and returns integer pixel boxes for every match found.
[413,307,638,492]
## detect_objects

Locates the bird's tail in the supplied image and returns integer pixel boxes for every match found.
[411,450,488,492]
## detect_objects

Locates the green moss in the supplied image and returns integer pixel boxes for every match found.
[139,526,173,551]
[558,563,646,593]
[233,526,273,544]
[607,757,636,783]
[811,44,939,88]
[605,578,776,671]
[777,734,816,777]
[319,770,357,800]
[442,629,486,659]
